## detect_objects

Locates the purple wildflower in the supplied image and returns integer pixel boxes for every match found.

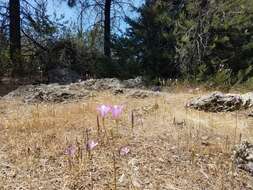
[111,105,123,119]
[87,140,98,151]
[65,145,76,157]
[97,105,111,118]
[120,146,130,156]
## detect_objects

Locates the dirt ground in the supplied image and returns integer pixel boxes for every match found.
[0,90,253,190]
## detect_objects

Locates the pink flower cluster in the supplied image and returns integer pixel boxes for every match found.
[65,140,98,157]
[86,140,98,151]
[65,145,76,157]
[120,146,130,156]
[97,104,124,119]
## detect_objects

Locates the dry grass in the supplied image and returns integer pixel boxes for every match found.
[0,90,253,190]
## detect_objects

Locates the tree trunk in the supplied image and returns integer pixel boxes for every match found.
[104,0,111,58]
[9,0,22,76]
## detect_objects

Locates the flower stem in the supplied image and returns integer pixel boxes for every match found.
[97,115,100,137]
[131,110,134,130]
[113,153,117,190]
[86,129,91,159]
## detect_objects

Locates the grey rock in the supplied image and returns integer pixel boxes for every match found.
[73,77,144,91]
[48,68,81,84]
[241,92,253,107]
[234,141,253,175]
[93,78,122,90]
[4,84,92,103]
[78,78,123,90]
[122,77,143,88]
[186,91,249,112]
[113,88,124,95]
[248,111,253,117]
[3,77,146,103]
[126,89,160,99]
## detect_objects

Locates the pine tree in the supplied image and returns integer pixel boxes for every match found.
[9,0,22,76]
[125,0,178,79]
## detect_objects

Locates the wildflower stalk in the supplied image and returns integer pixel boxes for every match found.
[110,128,115,142]
[97,104,111,141]
[198,110,200,131]
[86,129,91,159]
[97,115,100,137]
[115,119,119,135]
[191,146,195,164]
[131,110,134,130]
[90,159,95,190]
[68,156,72,170]
[185,107,188,122]
[233,111,238,146]
[76,138,83,164]
[173,116,176,125]
[111,105,123,135]
[102,117,108,141]
[65,144,76,170]
[225,135,229,153]
[113,153,117,190]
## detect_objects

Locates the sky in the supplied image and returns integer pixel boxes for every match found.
[47,1,76,23]
[47,0,144,33]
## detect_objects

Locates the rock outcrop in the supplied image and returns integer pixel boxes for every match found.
[73,77,144,91]
[241,92,253,108]
[186,91,253,112]
[234,141,253,175]
[2,77,147,103]
[4,84,92,103]
[76,78,123,90]
[121,77,143,88]
[126,89,160,99]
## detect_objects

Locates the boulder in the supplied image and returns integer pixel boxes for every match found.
[93,78,122,90]
[234,141,253,175]
[122,77,143,88]
[24,87,91,104]
[186,91,249,112]
[2,77,147,103]
[113,88,124,95]
[248,112,253,117]
[76,78,123,90]
[48,68,81,84]
[72,77,144,91]
[4,84,92,103]
[126,89,160,99]
[241,92,253,108]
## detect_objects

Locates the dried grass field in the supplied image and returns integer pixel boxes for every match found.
[0,90,253,189]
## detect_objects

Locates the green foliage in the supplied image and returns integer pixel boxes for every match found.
[111,35,142,79]
[211,69,232,86]
[30,35,106,77]
[196,64,208,82]
[121,0,178,79]
[242,77,253,90]
[0,49,11,76]
[236,65,253,84]
[114,0,253,85]
[175,0,253,85]
[1,0,253,86]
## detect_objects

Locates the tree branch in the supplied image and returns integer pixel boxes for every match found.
[21,29,48,51]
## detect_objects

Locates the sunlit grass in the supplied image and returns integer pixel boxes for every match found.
[0,91,252,189]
